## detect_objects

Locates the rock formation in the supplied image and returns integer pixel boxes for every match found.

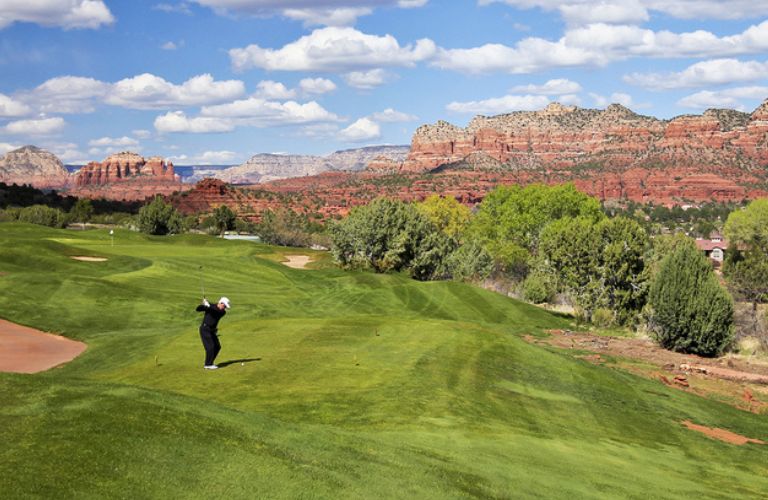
[0,145,69,188]
[403,102,768,173]
[196,145,410,184]
[70,152,183,201]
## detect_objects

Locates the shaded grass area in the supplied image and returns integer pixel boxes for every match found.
[1,222,767,498]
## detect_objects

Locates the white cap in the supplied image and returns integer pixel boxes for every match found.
[218,297,231,309]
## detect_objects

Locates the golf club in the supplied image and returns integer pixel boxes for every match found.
[199,265,205,299]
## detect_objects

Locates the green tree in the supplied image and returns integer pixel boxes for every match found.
[69,198,94,229]
[417,195,471,240]
[469,183,603,275]
[538,216,648,325]
[137,196,183,235]
[648,240,733,356]
[723,199,768,335]
[445,241,493,283]
[212,204,236,236]
[257,208,320,247]
[329,197,433,273]
[17,205,67,228]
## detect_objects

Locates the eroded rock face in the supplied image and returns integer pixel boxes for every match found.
[0,146,69,188]
[70,152,182,201]
[401,101,768,178]
[204,145,410,184]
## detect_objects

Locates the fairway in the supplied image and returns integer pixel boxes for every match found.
[1,222,767,499]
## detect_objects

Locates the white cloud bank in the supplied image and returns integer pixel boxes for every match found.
[433,20,768,74]
[4,117,66,135]
[0,1,114,30]
[21,73,246,113]
[625,58,768,90]
[229,27,436,72]
[480,1,768,24]
[447,95,551,114]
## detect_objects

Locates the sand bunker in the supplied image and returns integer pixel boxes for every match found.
[0,319,86,374]
[70,256,108,262]
[282,255,313,269]
[682,420,765,445]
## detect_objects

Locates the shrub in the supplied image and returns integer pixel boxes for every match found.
[591,308,615,328]
[647,240,734,356]
[522,271,556,304]
[329,198,433,273]
[137,196,183,235]
[446,241,493,283]
[17,205,68,228]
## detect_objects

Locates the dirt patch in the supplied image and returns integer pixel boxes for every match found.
[682,420,765,445]
[528,330,768,413]
[0,319,86,373]
[70,256,108,262]
[282,255,312,269]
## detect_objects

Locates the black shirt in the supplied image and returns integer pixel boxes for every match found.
[196,303,226,331]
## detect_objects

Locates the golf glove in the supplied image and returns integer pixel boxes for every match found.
[203,299,210,307]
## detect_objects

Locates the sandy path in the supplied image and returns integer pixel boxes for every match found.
[0,319,87,374]
[282,255,313,269]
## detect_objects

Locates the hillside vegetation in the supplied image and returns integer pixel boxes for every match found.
[0,223,766,498]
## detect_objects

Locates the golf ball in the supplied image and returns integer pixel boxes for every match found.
[241,362,244,366]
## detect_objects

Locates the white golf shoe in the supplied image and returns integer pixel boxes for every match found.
[204,365,219,370]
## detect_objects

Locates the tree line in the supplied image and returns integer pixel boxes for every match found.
[328,184,768,357]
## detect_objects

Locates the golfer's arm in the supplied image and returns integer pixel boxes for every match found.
[195,304,209,312]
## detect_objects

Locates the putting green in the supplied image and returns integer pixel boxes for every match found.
[0,222,766,498]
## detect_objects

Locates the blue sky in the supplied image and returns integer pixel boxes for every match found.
[1,0,767,165]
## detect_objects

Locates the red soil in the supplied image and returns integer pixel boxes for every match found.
[681,420,765,446]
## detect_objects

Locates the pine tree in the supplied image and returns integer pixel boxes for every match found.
[648,239,733,356]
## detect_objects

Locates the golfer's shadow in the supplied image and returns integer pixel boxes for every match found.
[218,358,261,368]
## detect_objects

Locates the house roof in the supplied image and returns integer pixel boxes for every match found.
[695,239,728,251]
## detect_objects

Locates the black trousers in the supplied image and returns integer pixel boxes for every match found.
[199,325,221,366]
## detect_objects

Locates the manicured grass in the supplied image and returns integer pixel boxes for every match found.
[1,222,767,498]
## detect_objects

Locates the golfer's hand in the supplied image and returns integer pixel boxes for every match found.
[202,299,210,307]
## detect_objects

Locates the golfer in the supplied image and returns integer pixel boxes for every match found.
[196,296,230,370]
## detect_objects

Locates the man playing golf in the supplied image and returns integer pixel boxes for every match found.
[196,296,230,370]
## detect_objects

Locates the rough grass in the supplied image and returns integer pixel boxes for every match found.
[1,222,767,498]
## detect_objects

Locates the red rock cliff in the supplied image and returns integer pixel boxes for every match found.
[70,152,183,201]
[402,101,768,176]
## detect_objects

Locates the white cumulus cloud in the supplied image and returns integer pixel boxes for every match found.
[299,78,337,95]
[625,58,768,90]
[480,1,768,22]
[339,117,381,142]
[0,1,114,30]
[106,73,245,110]
[343,69,393,89]
[171,150,238,164]
[154,111,235,134]
[4,117,66,135]
[0,93,32,117]
[88,136,140,148]
[446,94,551,114]
[254,81,297,100]
[229,27,436,72]
[433,20,768,74]
[201,98,341,125]
[370,108,417,122]
[510,78,582,95]
[678,87,768,110]
[24,76,110,113]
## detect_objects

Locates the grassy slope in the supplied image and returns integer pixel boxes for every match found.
[0,222,766,499]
